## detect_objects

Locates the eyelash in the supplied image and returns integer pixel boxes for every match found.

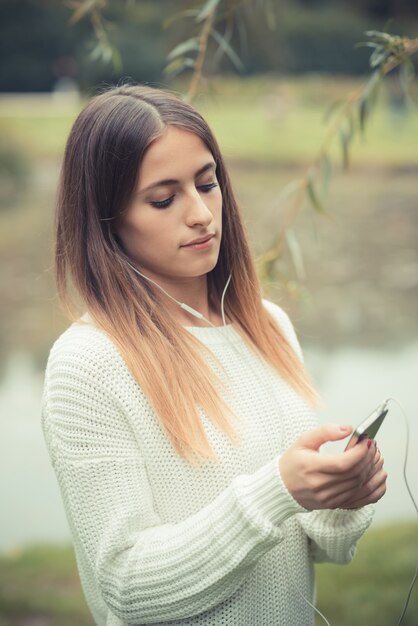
[150,182,219,209]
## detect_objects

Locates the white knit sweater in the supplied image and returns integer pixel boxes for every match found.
[41,300,374,626]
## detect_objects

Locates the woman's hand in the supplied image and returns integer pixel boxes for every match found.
[278,424,387,511]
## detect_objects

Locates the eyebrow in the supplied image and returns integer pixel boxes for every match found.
[138,161,216,194]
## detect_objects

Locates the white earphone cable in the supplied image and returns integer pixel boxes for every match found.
[125,260,230,327]
[384,397,418,626]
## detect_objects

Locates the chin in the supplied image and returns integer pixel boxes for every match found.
[202,255,220,275]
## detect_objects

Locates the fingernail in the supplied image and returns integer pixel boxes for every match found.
[367,439,372,449]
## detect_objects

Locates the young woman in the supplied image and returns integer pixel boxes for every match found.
[42,84,387,626]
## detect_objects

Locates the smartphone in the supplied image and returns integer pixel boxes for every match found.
[344,400,389,450]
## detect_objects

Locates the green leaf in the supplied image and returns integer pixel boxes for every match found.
[110,46,123,73]
[366,70,382,107]
[358,70,381,135]
[321,154,332,198]
[89,41,113,65]
[348,111,355,139]
[210,29,245,72]
[196,0,221,23]
[163,57,195,78]
[339,127,350,169]
[285,228,306,281]
[271,178,303,211]
[354,42,380,50]
[322,99,343,124]
[358,97,368,136]
[399,56,415,100]
[280,178,304,200]
[364,30,394,43]
[166,38,200,62]
[307,173,327,215]
[69,0,98,25]
[370,48,388,68]
[162,10,199,30]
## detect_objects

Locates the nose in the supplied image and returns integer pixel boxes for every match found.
[184,190,213,228]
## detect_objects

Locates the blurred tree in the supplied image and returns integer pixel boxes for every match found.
[348,0,418,18]
[2,0,418,92]
[72,1,167,90]
[3,0,417,294]
[0,0,88,92]
[0,0,169,92]
[59,0,418,289]
[295,0,418,18]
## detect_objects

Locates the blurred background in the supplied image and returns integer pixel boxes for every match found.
[0,0,417,624]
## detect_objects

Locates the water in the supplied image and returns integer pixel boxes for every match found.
[304,344,418,523]
[0,345,417,552]
[0,352,70,551]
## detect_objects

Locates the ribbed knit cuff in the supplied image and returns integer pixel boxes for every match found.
[309,503,376,529]
[233,455,308,534]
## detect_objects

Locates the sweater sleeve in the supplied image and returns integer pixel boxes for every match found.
[263,299,376,564]
[41,332,306,625]
[296,506,374,564]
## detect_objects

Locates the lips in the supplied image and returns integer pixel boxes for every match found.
[182,234,215,247]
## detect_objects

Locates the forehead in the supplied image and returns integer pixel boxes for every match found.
[139,126,213,182]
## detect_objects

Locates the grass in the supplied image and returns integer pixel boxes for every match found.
[0,523,416,625]
[1,74,418,165]
[198,75,418,167]
[315,522,418,625]
[0,98,79,160]
[0,545,94,626]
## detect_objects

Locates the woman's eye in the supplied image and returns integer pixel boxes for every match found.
[149,183,218,209]
[150,195,175,209]
[200,182,218,192]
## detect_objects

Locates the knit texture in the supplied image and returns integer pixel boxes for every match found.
[41,300,374,626]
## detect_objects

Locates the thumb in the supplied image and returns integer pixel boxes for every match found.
[297,423,353,451]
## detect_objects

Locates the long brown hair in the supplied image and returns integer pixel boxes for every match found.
[55,83,319,465]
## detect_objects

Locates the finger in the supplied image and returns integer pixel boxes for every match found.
[327,460,386,508]
[297,423,353,451]
[352,458,383,488]
[360,442,382,483]
[339,468,387,509]
[355,461,386,497]
[357,439,380,479]
[311,453,384,507]
[314,475,369,508]
[342,481,387,509]
[371,454,384,474]
[320,437,375,477]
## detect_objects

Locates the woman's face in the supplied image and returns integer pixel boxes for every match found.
[115,126,223,289]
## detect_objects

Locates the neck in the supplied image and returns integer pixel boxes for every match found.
[160,276,214,326]
[128,266,222,327]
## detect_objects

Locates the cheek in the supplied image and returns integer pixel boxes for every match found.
[211,188,223,217]
[115,214,147,258]
[122,216,178,260]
